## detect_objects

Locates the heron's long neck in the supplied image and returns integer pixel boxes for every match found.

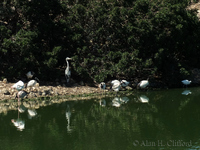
[66,60,69,71]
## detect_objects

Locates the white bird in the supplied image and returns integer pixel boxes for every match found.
[26,77,39,91]
[99,82,106,90]
[16,90,28,102]
[182,80,191,86]
[137,80,149,89]
[65,57,72,84]
[99,82,106,94]
[26,71,35,79]
[11,80,24,91]
[110,80,122,92]
[27,80,37,87]
[139,95,149,103]
[121,80,129,88]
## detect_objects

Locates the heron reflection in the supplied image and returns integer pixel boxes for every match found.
[66,105,72,132]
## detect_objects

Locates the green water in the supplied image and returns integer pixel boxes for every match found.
[1,87,200,150]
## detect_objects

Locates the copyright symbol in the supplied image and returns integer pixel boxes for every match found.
[133,140,139,146]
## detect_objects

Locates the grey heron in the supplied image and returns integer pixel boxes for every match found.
[65,57,72,84]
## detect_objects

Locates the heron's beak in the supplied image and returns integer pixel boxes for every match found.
[66,58,72,60]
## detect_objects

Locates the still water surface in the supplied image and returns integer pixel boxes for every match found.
[1,87,200,150]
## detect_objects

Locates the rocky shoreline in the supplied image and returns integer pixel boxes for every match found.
[0,78,134,114]
[0,79,108,101]
[1,66,200,114]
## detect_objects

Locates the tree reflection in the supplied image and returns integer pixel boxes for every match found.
[2,88,200,149]
[11,102,25,131]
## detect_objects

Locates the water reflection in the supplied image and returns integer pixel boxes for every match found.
[11,118,25,131]
[120,97,129,103]
[182,90,192,95]
[11,102,25,131]
[66,104,72,132]
[3,87,200,149]
[138,95,149,103]
[11,101,39,131]
[112,97,121,107]
[99,99,106,107]
[111,97,130,107]
[28,109,37,119]
[18,103,27,113]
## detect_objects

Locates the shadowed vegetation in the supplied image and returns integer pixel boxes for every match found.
[1,0,200,87]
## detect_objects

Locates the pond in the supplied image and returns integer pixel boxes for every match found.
[1,87,200,150]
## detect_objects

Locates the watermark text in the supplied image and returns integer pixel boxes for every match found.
[133,140,192,147]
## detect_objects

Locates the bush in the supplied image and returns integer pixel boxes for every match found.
[0,0,200,87]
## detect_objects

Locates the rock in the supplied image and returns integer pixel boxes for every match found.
[38,91,42,96]
[35,83,39,87]
[43,88,51,95]
[3,78,7,84]
[3,89,10,95]
[32,87,38,93]
[125,86,133,90]
[42,92,46,96]
[28,92,37,98]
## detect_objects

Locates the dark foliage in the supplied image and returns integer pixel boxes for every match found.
[0,0,200,87]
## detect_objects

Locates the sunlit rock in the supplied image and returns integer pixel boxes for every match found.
[3,78,7,84]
